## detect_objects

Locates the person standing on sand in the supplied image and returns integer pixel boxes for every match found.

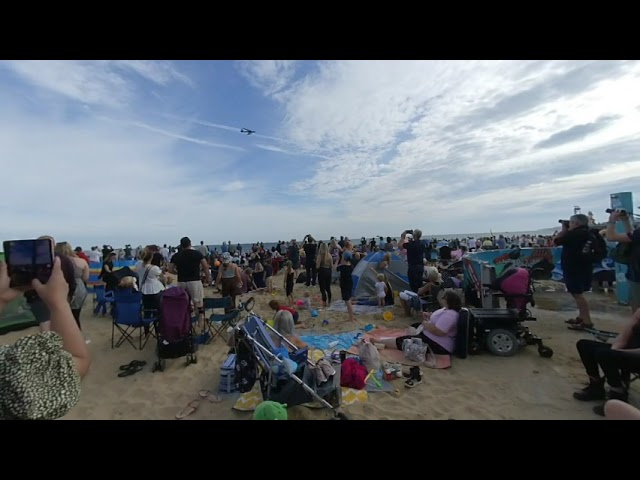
[337,252,355,322]
[316,242,333,307]
[553,214,594,331]
[605,209,640,313]
[303,235,318,287]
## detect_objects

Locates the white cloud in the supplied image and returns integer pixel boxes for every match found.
[4,60,640,247]
[236,60,298,96]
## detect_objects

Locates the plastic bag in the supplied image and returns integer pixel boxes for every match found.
[358,340,381,372]
[402,338,428,363]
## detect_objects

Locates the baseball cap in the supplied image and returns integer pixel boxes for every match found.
[253,401,288,420]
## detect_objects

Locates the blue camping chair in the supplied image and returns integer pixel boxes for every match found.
[111,290,155,350]
[203,296,240,343]
[93,284,115,316]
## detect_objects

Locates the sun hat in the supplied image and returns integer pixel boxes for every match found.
[222,252,231,264]
[253,401,288,420]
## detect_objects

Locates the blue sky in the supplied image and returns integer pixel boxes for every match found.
[1,60,640,248]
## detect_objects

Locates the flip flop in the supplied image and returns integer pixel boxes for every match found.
[176,399,200,419]
[118,365,144,377]
[119,360,147,371]
[565,317,583,325]
[198,390,223,403]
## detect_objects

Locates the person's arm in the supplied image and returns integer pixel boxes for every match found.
[32,258,91,377]
[81,260,90,283]
[424,309,458,337]
[167,262,177,274]
[606,211,634,243]
[398,232,407,249]
[200,258,211,284]
[216,266,223,285]
[553,224,570,245]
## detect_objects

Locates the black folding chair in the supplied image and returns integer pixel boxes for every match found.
[203,296,240,343]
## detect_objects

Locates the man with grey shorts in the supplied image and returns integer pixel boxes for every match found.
[168,237,211,331]
[606,210,640,312]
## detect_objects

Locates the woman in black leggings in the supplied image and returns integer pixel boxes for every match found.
[315,242,333,307]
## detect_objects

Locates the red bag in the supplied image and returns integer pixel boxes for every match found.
[340,358,368,390]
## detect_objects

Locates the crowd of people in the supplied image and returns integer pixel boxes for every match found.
[2,213,640,420]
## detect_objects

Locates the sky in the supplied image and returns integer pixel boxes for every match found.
[1,60,640,248]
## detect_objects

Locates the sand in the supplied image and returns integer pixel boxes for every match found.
[1,277,636,420]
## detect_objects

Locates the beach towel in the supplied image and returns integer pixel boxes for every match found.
[298,330,360,351]
[347,330,452,369]
[233,384,367,411]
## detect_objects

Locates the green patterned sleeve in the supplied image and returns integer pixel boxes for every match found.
[0,332,81,420]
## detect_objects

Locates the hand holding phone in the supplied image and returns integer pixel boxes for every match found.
[3,238,54,289]
[0,262,22,306]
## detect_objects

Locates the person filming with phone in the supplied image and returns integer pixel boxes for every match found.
[0,255,91,420]
[553,214,595,330]
[603,208,640,313]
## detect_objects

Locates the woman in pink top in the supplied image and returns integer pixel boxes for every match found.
[384,290,461,355]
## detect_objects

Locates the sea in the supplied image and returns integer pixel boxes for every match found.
[206,227,559,253]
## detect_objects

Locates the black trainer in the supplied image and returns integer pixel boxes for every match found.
[573,380,606,402]
[405,368,422,388]
[593,389,629,417]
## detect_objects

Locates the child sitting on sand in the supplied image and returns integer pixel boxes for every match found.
[296,291,312,310]
[269,299,300,325]
[375,273,387,307]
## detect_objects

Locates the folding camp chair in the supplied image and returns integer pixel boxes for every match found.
[93,284,115,316]
[112,290,155,350]
[203,296,240,343]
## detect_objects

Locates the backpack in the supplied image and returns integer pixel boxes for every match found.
[611,242,633,265]
[588,229,607,263]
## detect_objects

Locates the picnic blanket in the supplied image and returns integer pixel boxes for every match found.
[347,329,452,369]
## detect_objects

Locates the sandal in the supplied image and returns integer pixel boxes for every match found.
[118,365,144,377]
[405,378,422,388]
[119,360,147,371]
[565,317,583,325]
[568,319,594,331]
[198,390,223,403]
[176,399,200,419]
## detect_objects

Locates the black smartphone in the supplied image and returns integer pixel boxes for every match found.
[3,239,54,288]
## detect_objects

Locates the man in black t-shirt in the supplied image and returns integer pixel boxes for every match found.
[168,237,211,316]
[553,214,594,330]
[401,229,426,293]
[303,235,318,287]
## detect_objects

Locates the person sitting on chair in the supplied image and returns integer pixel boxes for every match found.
[573,307,640,416]
[398,267,442,317]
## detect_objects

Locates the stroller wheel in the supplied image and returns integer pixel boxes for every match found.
[538,346,553,358]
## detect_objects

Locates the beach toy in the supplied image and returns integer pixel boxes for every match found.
[311,309,318,317]
[296,300,304,307]
[322,319,329,326]
[363,324,375,332]
[253,401,288,421]
[364,369,382,388]
[383,311,394,322]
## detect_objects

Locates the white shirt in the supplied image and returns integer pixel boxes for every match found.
[375,281,386,298]
[88,250,101,263]
[135,261,165,295]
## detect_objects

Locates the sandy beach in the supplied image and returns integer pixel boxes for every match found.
[1,278,635,420]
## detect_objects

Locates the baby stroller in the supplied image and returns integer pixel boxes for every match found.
[468,264,553,358]
[152,287,197,372]
[235,314,347,419]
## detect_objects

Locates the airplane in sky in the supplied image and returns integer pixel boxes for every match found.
[240,128,255,135]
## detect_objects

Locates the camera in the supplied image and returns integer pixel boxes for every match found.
[606,208,627,215]
[558,220,570,227]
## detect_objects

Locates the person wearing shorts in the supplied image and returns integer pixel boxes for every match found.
[169,237,211,329]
